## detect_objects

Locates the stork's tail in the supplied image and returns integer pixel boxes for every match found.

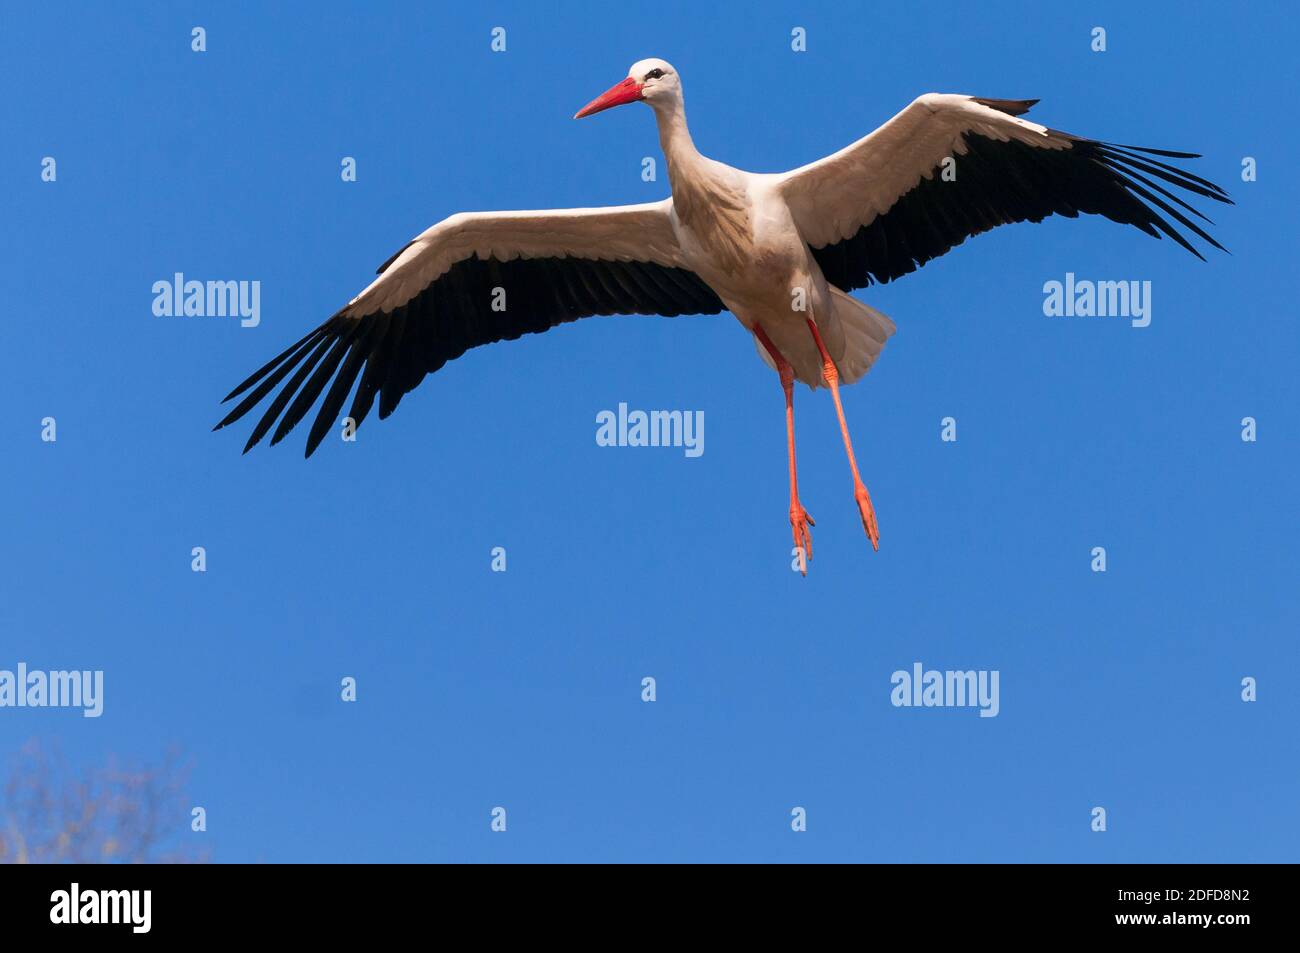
[752,286,895,388]
[828,286,895,385]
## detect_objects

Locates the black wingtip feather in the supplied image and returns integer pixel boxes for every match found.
[242,336,334,453]
[303,333,372,458]
[269,336,353,448]
[221,326,323,403]
[1109,142,1203,160]
[1100,144,1232,200]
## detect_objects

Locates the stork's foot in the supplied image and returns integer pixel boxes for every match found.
[790,503,815,574]
[853,482,880,552]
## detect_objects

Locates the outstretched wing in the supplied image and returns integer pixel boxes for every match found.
[778,94,1231,291]
[214,199,723,456]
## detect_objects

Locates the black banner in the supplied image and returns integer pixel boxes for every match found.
[0,862,1275,939]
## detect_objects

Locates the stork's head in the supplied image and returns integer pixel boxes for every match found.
[574,58,680,119]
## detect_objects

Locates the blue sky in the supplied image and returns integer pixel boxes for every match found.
[2,1,1296,862]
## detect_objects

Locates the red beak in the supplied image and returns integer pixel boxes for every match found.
[574,77,645,119]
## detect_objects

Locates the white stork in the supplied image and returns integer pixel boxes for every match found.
[216,58,1229,571]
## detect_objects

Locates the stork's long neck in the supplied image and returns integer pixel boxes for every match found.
[651,91,750,274]
[653,96,705,188]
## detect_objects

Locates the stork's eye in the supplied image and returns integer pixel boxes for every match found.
[645,68,665,80]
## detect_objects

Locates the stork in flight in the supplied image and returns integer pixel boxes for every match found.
[216,58,1229,571]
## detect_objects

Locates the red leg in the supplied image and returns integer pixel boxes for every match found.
[805,318,880,551]
[753,323,814,573]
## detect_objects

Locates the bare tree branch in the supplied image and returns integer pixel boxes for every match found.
[0,740,207,864]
